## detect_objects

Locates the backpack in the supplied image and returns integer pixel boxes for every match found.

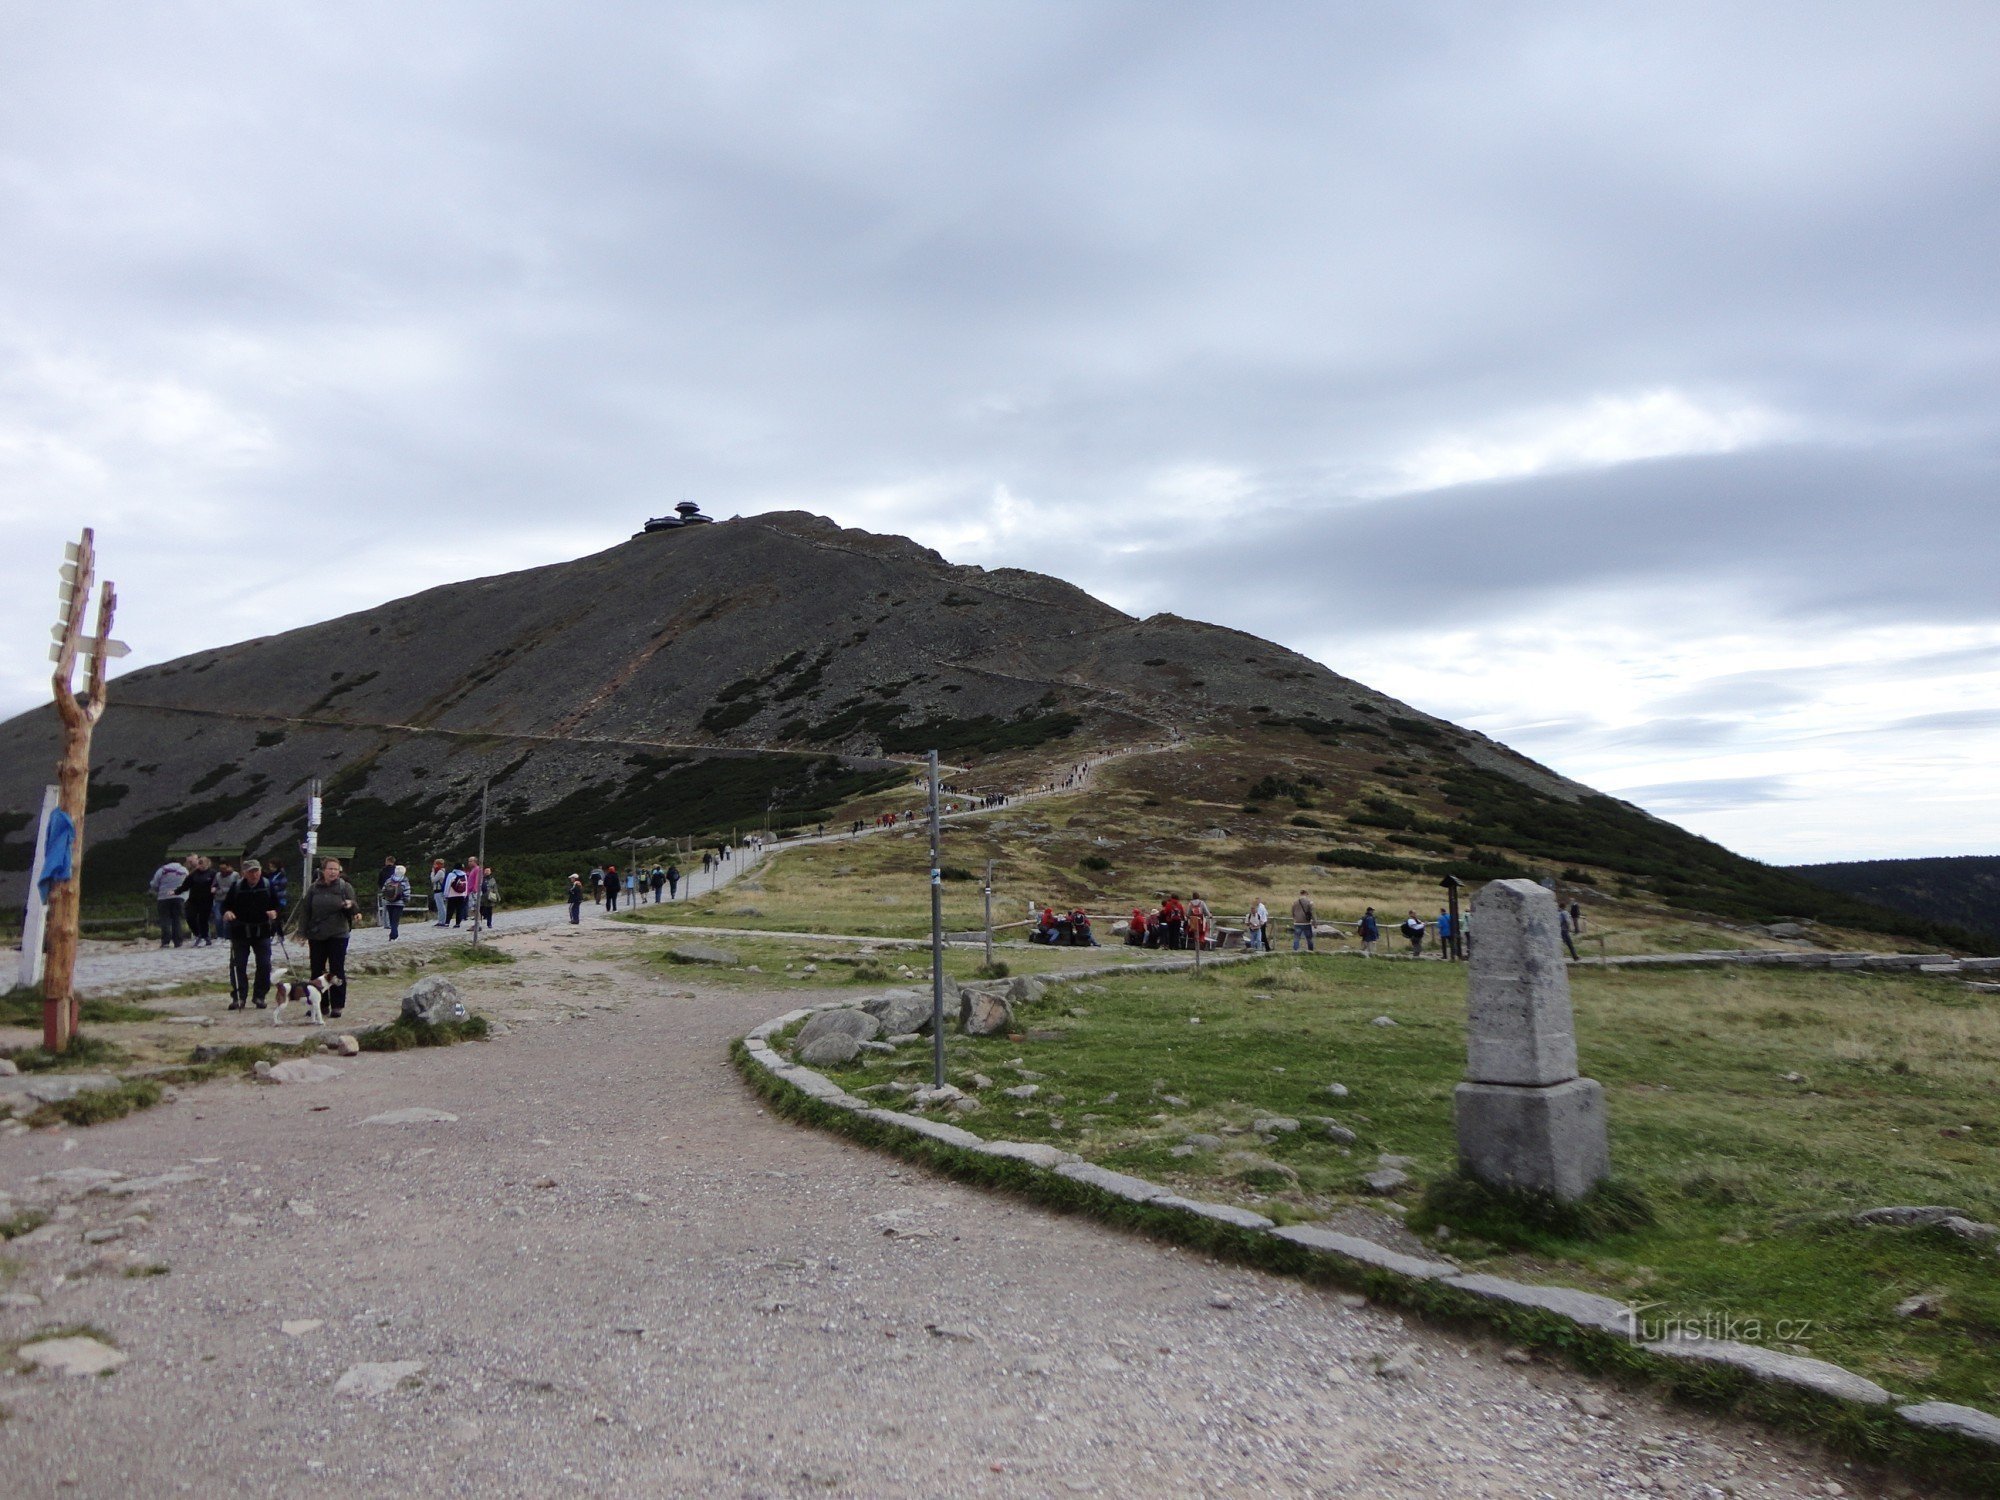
[449,872,467,896]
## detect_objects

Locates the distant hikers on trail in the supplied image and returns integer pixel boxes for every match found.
[666,863,680,898]
[378,862,409,939]
[181,856,216,947]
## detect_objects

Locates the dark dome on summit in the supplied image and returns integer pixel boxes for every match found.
[639,500,714,535]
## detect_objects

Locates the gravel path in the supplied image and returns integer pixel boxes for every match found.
[0,926,1888,1498]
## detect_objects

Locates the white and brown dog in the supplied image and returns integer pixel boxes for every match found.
[268,968,334,1027]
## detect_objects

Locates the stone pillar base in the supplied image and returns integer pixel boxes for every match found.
[1455,1077,1610,1203]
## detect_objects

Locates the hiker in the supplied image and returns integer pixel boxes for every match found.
[266,863,290,933]
[1188,892,1213,950]
[666,863,680,899]
[567,874,585,924]
[380,864,409,939]
[376,853,397,907]
[479,869,500,928]
[294,857,358,1020]
[149,853,190,947]
[181,856,216,947]
[1436,907,1454,961]
[590,866,606,904]
[1125,907,1149,947]
[624,868,638,905]
[430,858,449,924]
[649,865,666,903]
[1401,909,1426,956]
[1568,901,1584,935]
[604,863,620,912]
[1560,906,1581,961]
[1290,890,1317,952]
[444,864,469,926]
[1357,906,1380,956]
[211,861,238,943]
[1245,898,1270,952]
[701,851,713,877]
[1158,893,1187,950]
[1035,904,1060,944]
[465,858,483,919]
[221,859,279,1009]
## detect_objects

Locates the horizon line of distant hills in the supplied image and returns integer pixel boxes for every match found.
[1792,854,2000,948]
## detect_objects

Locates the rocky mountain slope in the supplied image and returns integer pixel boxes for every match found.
[0,511,1983,949]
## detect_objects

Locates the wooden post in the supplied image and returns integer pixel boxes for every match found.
[44,530,121,1051]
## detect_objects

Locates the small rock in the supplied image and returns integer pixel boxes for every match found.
[1780,1071,1806,1083]
[1252,1117,1300,1135]
[358,1108,458,1125]
[1370,1016,1397,1028]
[1181,1133,1223,1152]
[1378,1154,1415,1169]
[959,991,1013,1037]
[968,1074,993,1090]
[401,975,468,1025]
[1320,1121,1358,1144]
[0,1058,16,1075]
[332,1035,361,1057]
[281,1319,323,1337]
[81,1227,124,1244]
[799,1033,862,1067]
[1502,1346,1533,1365]
[798,1009,881,1047]
[1160,1094,1189,1108]
[334,1360,426,1396]
[1001,1084,1040,1100]
[909,1083,965,1109]
[1362,1168,1410,1195]
[261,1060,343,1086]
[1324,1083,1349,1097]
[18,1335,127,1377]
[1571,1391,1611,1418]
[1,1291,45,1309]
[1336,1293,1367,1310]
[924,1322,981,1342]
[668,943,736,966]
[1206,1293,1235,1310]
[1373,1343,1421,1380]
[1894,1293,1943,1319]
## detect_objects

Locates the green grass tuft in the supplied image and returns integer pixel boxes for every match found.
[356,1014,490,1051]
[28,1079,163,1128]
[1,1210,50,1240]
[1410,1173,1656,1247]
[0,1034,127,1073]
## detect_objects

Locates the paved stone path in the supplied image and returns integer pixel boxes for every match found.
[0,924,1888,1498]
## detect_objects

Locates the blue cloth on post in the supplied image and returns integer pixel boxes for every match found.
[38,809,74,901]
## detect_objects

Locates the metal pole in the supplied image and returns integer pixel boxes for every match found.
[16,785,57,992]
[303,778,321,943]
[928,749,945,1088]
[982,858,994,971]
[471,779,488,944]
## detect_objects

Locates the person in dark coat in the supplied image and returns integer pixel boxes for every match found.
[666,863,680,899]
[294,857,359,1019]
[221,860,280,1009]
[567,874,585,924]
[180,857,217,947]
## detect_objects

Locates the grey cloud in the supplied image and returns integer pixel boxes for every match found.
[1613,777,1801,816]
[1883,708,2000,734]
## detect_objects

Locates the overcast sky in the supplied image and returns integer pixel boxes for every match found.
[5,2,1997,862]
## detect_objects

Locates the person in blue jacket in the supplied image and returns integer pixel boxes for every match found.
[1357,907,1380,957]
[1436,908,1454,961]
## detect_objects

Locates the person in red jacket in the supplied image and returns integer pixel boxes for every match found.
[1126,908,1149,947]
[1158,894,1187,950]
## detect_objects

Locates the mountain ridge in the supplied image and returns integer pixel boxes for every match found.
[0,511,1984,953]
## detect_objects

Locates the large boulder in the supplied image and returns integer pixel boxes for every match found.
[401,976,467,1026]
[958,989,1013,1037]
[797,1009,881,1047]
[860,990,935,1036]
[1005,975,1046,1006]
[799,1034,862,1068]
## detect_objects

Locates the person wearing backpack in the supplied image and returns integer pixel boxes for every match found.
[1357,907,1380,957]
[444,864,469,927]
[666,862,681,899]
[1400,909,1427,956]
[380,864,409,939]
[479,870,501,928]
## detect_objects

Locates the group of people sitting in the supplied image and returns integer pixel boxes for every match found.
[1031,905,1099,946]
[1123,892,1216,950]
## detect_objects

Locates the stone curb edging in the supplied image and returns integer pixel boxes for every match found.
[740,996,2000,1490]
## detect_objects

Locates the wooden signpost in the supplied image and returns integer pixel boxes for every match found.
[43,529,125,1051]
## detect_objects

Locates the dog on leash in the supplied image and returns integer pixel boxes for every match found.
[268,967,334,1027]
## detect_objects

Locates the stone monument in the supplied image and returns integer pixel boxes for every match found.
[1454,878,1610,1201]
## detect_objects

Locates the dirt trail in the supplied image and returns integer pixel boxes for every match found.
[0,925,1882,1498]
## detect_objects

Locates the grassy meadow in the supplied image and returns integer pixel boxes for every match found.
[794,951,2000,1408]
